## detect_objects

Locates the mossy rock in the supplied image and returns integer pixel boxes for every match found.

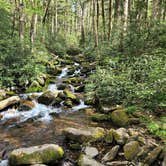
[91,113,110,122]
[64,99,73,107]
[26,81,43,93]
[37,91,59,105]
[111,109,129,127]
[63,127,105,143]
[69,143,81,150]
[9,144,64,165]
[64,89,80,104]
[123,141,141,161]
[105,129,113,143]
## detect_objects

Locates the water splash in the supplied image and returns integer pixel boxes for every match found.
[72,100,89,111]
[58,67,68,79]
[0,160,8,166]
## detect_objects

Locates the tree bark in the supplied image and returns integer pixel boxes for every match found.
[101,0,106,40]
[108,0,112,39]
[0,96,20,111]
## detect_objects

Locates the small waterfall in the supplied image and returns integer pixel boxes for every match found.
[58,67,68,79]
[72,100,89,111]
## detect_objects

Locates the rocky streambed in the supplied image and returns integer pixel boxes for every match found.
[0,54,165,166]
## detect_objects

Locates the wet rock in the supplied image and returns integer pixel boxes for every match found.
[18,100,35,111]
[64,89,80,104]
[123,141,141,161]
[57,84,67,90]
[84,147,99,158]
[102,145,120,162]
[78,154,104,166]
[9,144,64,165]
[111,109,129,127]
[64,99,73,107]
[144,146,162,165]
[91,113,110,122]
[0,96,20,111]
[37,91,59,105]
[105,129,113,144]
[113,128,129,145]
[106,161,129,166]
[63,127,105,143]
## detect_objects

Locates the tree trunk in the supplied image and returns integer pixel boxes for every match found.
[0,96,20,111]
[101,0,106,40]
[108,0,112,39]
[30,13,38,49]
[93,0,99,47]
[19,0,25,41]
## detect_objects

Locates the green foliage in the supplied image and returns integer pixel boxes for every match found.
[85,22,166,111]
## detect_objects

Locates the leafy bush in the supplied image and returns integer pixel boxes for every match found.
[85,22,166,111]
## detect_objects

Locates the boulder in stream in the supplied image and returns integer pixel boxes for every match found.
[9,144,64,165]
[63,127,105,143]
[0,96,20,111]
[37,91,59,105]
[18,100,35,111]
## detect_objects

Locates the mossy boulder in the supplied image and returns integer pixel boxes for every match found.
[64,99,73,107]
[105,129,113,143]
[63,127,105,143]
[9,144,64,165]
[123,141,141,161]
[113,128,129,145]
[37,91,59,105]
[64,89,80,104]
[111,109,129,127]
[91,113,110,122]
[26,81,43,93]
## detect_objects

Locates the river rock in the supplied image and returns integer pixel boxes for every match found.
[18,100,35,111]
[63,127,105,143]
[37,91,59,105]
[91,113,110,122]
[0,89,6,101]
[0,96,20,111]
[102,145,120,162]
[64,89,80,104]
[100,105,123,114]
[111,109,129,127]
[123,141,141,161]
[105,129,113,143]
[144,146,162,165]
[84,147,99,158]
[78,154,104,166]
[9,144,64,165]
[75,85,85,93]
[113,128,129,145]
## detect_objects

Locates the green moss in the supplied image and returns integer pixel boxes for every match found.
[91,113,110,122]
[105,130,113,143]
[111,109,129,127]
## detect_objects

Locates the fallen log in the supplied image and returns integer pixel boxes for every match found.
[0,96,20,111]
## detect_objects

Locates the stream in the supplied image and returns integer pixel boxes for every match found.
[0,61,95,166]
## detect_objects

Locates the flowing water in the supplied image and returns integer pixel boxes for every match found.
[0,62,95,165]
